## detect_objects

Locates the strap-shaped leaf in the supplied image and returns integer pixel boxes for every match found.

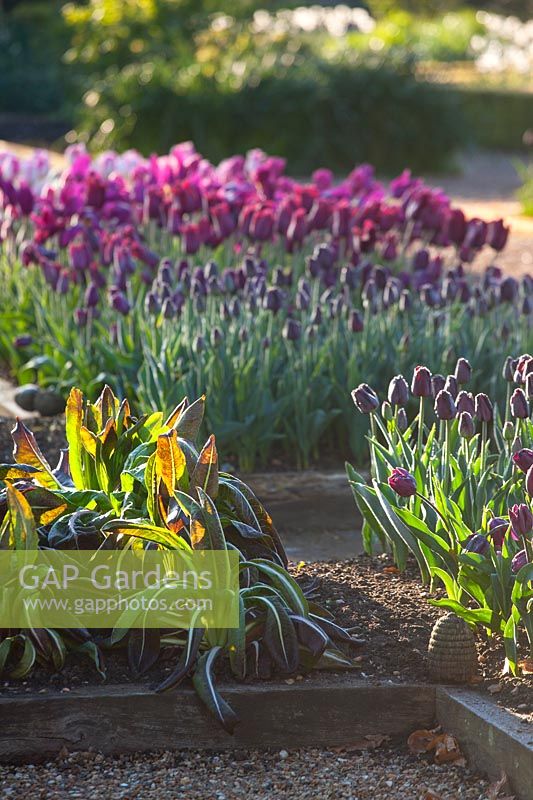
[245,559,308,615]
[6,484,38,550]
[190,434,219,498]
[156,429,186,497]
[156,625,204,692]
[65,387,85,489]
[251,595,299,672]
[11,420,59,489]
[290,614,329,658]
[174,396,205,442]
[102,519,191,551]
[128,628,161,677]
[192,646,239,733]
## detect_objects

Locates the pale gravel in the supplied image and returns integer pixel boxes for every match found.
[0,747,492,800]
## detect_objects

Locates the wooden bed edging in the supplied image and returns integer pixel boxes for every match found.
[0,679,434,762]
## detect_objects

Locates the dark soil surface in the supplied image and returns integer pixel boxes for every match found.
[0,415,66,467]
[2,556,531,723]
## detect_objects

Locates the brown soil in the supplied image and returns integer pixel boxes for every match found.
[1,557,531,724]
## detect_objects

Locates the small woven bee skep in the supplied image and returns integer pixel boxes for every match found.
[427,613,478,683]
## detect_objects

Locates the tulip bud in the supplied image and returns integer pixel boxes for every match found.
[444,375,458,399]
[431,374,445,398]
[463,533,490,555]
[509,501,533,535]
[349,309,364,333]
[488,517,509,550]
[193,335,205,354]
[456,391,475,416]
[211,327,223,347]
[526,373,533,400]
[511,388,529,419]
[503,356,515,382]
[454,357,471,385]
[512,435,523,454]
[161,298,176,320]
[512,549,528,573]
[398,290,412,313]
[475,393,493,422]
[411,366,432,398]
[13,335,33,348]
[435,389,456,421]
[381,401,393,421]
[74,307,88,327]
[283,319,301,341]
[458,411,475,439]
[397,407,408,432]
[502,421,515,442]
[387,375,409,407]
[351,384,379,414]
[239,326,249,343]
[388,467,417,497]
[513,448,533,473]
[263,287,283,313]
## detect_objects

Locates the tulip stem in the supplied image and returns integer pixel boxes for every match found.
[443,419,451,495]
[480,421,488,473]
[417,396,424,455]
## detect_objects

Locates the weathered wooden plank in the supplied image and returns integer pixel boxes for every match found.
[436,687,533,800]
[0,679,435,762]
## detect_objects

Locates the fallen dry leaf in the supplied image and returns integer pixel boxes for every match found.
[423,792,444,800]
[487,683,503,694]
[407,729,438,754]
[518,658,533,675]
[383,566,400,574]
[487,771,515,800]
[433,733,465,766]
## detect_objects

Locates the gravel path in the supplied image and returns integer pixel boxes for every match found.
[0,747,492,800]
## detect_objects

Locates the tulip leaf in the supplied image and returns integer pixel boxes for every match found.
[6,483,38,550]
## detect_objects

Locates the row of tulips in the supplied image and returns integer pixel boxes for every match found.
[348,356,533,674]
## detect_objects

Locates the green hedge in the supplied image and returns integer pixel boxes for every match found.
[448,86,533,151]
[77,62,464,174]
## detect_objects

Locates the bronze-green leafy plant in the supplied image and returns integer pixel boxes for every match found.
[0,386,360,731]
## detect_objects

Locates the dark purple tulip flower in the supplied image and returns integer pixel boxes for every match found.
[162,298,176,320]
[84,283,99,308]
[454,358,471,385]
[488,517,510,549]
[111,291,130,316]
[458,411,474,439]
[397,407,408,432]
[435,389,456,420]
[431,374,446,397]
[351,383,379,414]
[13,335,33,348]
[510,388,529,419]
[388,375,409,407]
[263,287,283,314]
[509,502,533,536]
[513,448,533,473]
[388,467,417,498]
[211,327,223,347]
[74,307,88,327]
[444,375,458,399]
[512,550,528,573]
[463,533,490,555]
[349,309,364,333]
[283,319,301,341]
[145,293,160,316]
[456,391,475,415]
[412,366,432,398]
[193,335,205,354]
[475,393,493,422]
[500,276,519,302]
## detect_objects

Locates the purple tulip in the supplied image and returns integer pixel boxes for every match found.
[74,307,88,327]
[444,375,458,399]
[283,319,301,341]
[13,335,33,348]
[396,407,408,432]
[388,375,409,407]
[84,283,99,308]
[351,383,379,414]
[475,393,493,422]
[458,410,475,439]
[349,309,364,333]
[110,291,130,316]
[509,503,533,537]
[388,467,417,498]
[510,388,529,419]
[411,366,432,398]
[456,391,475,415]
[512,550,528,573]
[434,389,456,421]
[431,374,446,397]
[488,517,509,549]
[463,533,490,555]
[454,358,471,385]
[513,448,533,473]
[486,219,509,252]
[500,276,519,303]
[263,287,283,314]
